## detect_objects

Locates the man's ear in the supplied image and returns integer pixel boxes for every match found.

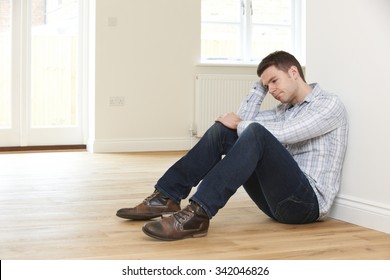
[289,66,300,80]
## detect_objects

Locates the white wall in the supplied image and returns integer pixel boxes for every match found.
[89,0,201,152]
[306,0,390,233]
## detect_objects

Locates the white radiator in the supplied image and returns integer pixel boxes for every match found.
[194,74,279,137]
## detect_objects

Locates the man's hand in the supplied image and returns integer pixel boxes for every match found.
[215,112,241,130]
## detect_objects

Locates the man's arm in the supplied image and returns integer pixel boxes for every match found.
[239,94,347,144]
[215,112,241,130]
[217,81,273,130]
[237,82,267,120]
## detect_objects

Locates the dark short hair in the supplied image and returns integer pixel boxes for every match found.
[257,51,306,82]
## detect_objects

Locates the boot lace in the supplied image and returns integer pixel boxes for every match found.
[173,204,194,224]
[144,189,163,202]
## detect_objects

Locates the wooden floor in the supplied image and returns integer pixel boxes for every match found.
[1,150,389,260]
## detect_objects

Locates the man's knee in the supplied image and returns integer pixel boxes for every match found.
[207,122,237,136]
[240,123,277,145]
[244,122,267,136]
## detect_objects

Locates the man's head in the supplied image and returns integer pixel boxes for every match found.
[257,51,310,105]
[257,51,305,82]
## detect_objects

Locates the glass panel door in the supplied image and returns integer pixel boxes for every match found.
[0,0,85,147]
[0,0,11,129]
[0,0,19,146]
[27,0,83,145]
[31,0,79,128]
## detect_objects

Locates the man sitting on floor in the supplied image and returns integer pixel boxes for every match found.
[116,50,349,241]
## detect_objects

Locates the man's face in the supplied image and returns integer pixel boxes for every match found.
[260,65,299,104]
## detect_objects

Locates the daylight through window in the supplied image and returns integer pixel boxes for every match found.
[201,0,304,64]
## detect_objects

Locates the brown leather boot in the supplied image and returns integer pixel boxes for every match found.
[142,201,209,241]
[116,189,180,220]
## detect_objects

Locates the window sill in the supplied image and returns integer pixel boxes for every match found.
[197,61,258,68]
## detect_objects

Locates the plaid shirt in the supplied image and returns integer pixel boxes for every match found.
[237,82,349,219]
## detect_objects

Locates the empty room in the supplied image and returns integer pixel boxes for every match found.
[1,0,389,279]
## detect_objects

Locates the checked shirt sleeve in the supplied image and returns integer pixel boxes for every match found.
[261,95,346,144]
[237,82,267,121]
[238,86,347,145]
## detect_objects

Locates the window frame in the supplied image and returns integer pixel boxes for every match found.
[200,0,305,65]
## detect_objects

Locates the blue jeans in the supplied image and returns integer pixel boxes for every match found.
[156,122,319,224]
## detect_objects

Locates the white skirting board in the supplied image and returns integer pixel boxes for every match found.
[88,137,193,153]
[329,194,390,234]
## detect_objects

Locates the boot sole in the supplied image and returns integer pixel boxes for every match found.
[142,226,208,241]
[116,212,175,220]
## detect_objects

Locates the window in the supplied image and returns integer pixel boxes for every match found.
[201,0,305,64]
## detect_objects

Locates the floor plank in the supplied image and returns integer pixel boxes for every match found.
[0,151,389,260]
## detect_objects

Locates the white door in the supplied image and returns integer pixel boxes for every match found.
[0,0,85,147]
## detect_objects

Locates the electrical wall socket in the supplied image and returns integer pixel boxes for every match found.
[107,16,118,27]
[109,96,125,106]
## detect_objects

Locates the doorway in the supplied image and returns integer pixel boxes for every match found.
[0,0,86,148]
